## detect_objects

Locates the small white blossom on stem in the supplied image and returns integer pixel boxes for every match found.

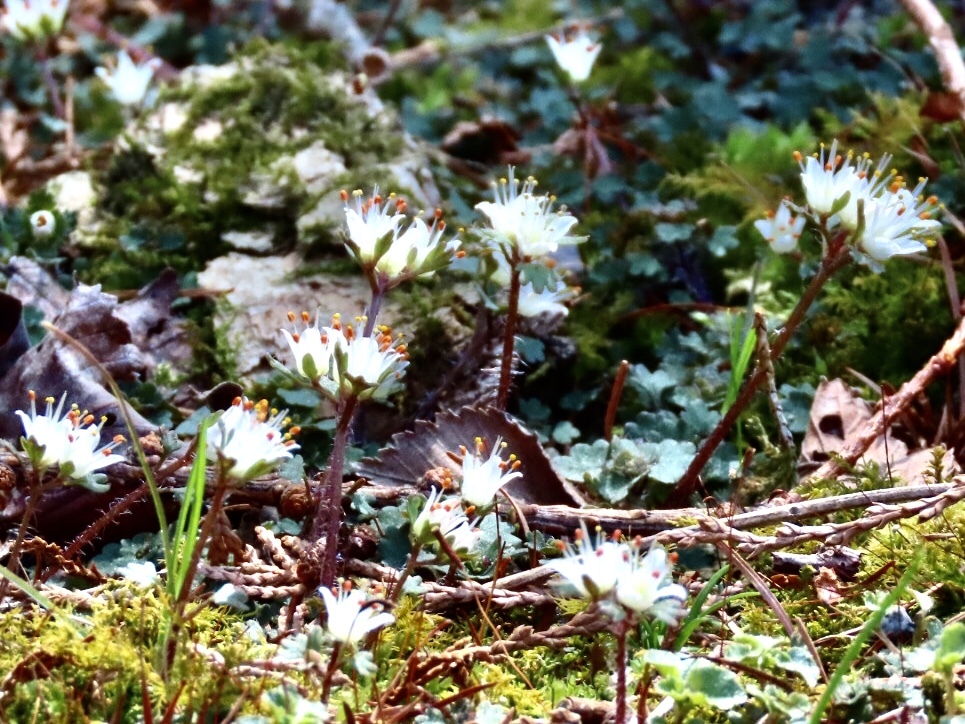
[458,437,522,509]
[545,28,601,83]
[615,540,689,624]
[1,0,67,41]
[16,391,126,487]
[208,397,299,482]
[330,318,409,401]
[754,201,805,254]
[411,488,480,552]
[281,310,338,383]
[342,187,407,267]
[375,209,462,279]
[319,581,394,645]
[856,181,940,266]
[541,522,627,599]
[29,210,55,238]
[475,167,583,259]
[95,50,161,106]
[794,140,865,218]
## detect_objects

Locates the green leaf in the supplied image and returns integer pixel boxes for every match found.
[686,660,748,709]
[654,222,693,244]
[935,622,965,673]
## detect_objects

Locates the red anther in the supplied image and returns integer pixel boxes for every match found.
[340,189,349,202]
[287,310,296,322]
[291,332,300,342]
[434,208,443,219]
[792,150,803,162]
[301,311,310,322]
[232,396,243,406]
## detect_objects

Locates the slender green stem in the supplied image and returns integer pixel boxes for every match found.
[808,551,921,724]
[176,470,230,606]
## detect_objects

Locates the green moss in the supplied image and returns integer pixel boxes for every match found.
[80,39,424,291]
[0,583,272,723]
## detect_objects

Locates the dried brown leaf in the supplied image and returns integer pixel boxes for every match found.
[355,405,586,507]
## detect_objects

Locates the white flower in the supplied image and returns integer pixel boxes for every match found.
[458,437,522,509]
[29,210,55,238]
[517,278,576,317]
[541,522,627,599]
[332,322,409,401]
[1,0,67,41]
[615,542,689,623]
[475,167,583,259]
[319,583,394,645]
[342,187,407,265]
[375,211,461,279]
[795,140,865,218]
[856,183,940,265]
[546,29,601,83]
[281,310,338,382]
[95,50,161,106]
[208,397,299,482]
[116,561,159,587]
[411,488,480,551]
[754,201,805,254]
[16,391,126,483]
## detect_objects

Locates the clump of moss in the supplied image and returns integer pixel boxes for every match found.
[0,583,273,722]
[77,39,432,290]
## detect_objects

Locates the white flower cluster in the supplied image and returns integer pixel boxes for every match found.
[410,487,480,553]
[542,523,688,622]
[458,437,522,508]
[758,141,941,269]
[16,391,125,491]
[408,438,523,556]
[1,0,67,42]
[281,312,409,401]
[95,50,161,107]
[342,188,461,283]
[475,167,582,260]
[207,396,299,482]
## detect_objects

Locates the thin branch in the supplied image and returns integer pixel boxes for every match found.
[898,0,965,122]
[807,311,965,482]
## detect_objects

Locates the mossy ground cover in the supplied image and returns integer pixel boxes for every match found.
[4,1,965,722]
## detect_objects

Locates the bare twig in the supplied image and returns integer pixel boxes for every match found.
[807,312,965,482]
[898,0,965,122]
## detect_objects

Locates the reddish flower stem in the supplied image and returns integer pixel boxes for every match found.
[496,252,522,410]
[669,242,852,503]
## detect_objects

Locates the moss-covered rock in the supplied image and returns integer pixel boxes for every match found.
[57,39,440,291]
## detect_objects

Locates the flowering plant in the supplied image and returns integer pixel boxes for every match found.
[207,396,299,482]
[1,0,68,42]
[95,50,161,106]
[545,28,602,83]
[16,391,126,492]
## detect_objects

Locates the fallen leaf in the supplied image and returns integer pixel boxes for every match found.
[355,405,586,507]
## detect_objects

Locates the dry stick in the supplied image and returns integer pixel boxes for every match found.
[646,479,965,558]
[516,484,953,538]
[807,312,965,482]
[934,235,965,423]
[898,0,965,122]
[672,245,852,501]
